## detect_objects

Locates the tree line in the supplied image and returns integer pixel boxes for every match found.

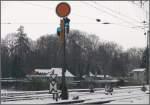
[1,26,146,79]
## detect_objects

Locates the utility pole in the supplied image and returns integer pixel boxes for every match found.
[143,21,149,85]
[139,0,149,84]
[147,30,150,84]
[56,2,71,100]
[149,30,150,84]
[61,18,68,99]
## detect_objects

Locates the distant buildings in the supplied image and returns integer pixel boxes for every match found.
[81,72,119,88]
[82,72,114,81]
[26,68,75,84]
[27,69,120,88]
[131,68,146,84]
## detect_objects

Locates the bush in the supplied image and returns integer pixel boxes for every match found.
[23,78,49,91]
[117,79,125,86]
[141,85,147,92]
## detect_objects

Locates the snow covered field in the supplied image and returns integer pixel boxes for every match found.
[1,85,149,104]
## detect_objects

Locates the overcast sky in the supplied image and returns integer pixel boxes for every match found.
[1,1,149,50]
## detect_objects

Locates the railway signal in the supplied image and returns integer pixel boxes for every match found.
[49,71,58,101]
[64,17,70,34]
[56,2,71,18]
[56,2,71,100]
[60,19,65,41]
[49,74,57,94]
[57,27,61,36]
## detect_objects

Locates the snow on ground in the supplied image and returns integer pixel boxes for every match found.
[105,94,149,104]
[1,92,82,104]
[1,89,48,94]
[79,87,149,104]
[2,98,54,104]
[1,85,147,94]
[1,85,149,104]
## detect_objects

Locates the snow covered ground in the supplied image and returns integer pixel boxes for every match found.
[105,95,149,104]
[1,85,149,104]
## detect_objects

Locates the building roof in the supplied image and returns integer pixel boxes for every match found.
[96,75,111,78]
[132,68,145,72]
[34,68,75,77]
[35,69,51,74]
[82,72,95,78]
[89,72,95,76]
[47,68,75,77]
[95,79,119,83]
[82,72,111,78]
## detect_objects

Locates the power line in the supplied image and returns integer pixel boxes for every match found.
[22,1,53,9]
[129,1,149,23]
[72,12,97,21]
[21,1,123,24]
[21,1,96,22]
[1,22,145,30]
[1,22,11,24]
[0,22,125,24]
[91,1,142,24]
[80,1,140,27]
[2,1,146,30]
[15,1,142,29]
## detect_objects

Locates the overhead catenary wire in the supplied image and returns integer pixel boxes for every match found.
[81,1,140,27]
[91,1,143,24]
[2,1,146,30]
[129,1,149,23]
[20,1,144,29]
[80,1,141,28]
[1,22,133,25]
[21,1,96,22]
[1,22,145,31]
[20,1,127,24]
[1,22,144,25]
[22,1,53,9]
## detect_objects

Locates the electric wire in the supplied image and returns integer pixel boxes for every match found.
[1,22,145,31]
[91,1,142,24]
[20,1,144,29]
[80,1,140,28]
[22,1,53,9]
[21,1,96,22]
[1,1,146,30]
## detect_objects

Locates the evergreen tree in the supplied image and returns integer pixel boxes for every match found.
[11,55,25,78]
[10,26,31,78]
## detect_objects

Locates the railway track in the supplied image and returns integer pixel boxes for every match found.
[80,92,148,104]
[1,86,144,102]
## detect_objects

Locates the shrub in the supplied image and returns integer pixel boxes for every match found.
[23,78,49,91]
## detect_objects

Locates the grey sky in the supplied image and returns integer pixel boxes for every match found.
[1,1,149,50]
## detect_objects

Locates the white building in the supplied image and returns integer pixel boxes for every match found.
[82,72,113,81]
[26,68,75,84]
[81,72,118,88]
[131,68,146,84]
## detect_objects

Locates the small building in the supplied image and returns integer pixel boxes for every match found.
[81,72,118,88]
[82,72,112,81]
[26,68,75,85]
[131,68,146,84]
[95,74,113,80]
[46,68,75,84]
[82,72,95,81]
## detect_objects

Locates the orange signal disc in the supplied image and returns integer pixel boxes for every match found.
[56,2,71,17]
